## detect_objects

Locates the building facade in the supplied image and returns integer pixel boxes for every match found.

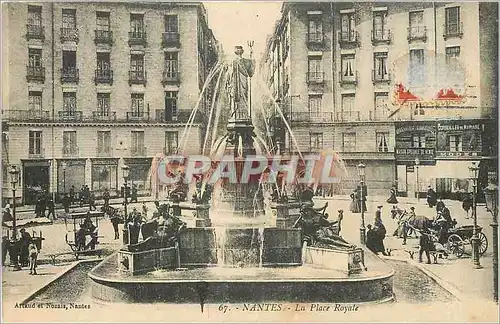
[261,2,497,197]
[2,2,219,204]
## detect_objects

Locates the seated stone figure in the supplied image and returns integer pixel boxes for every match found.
[169,173,189,202]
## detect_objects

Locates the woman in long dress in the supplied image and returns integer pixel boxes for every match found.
[349,189,360,213]
[386,187,398,204]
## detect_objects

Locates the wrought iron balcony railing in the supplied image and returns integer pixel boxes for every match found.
[131,146,147,156]
[94,69,113,85]
[3,109,51,121]
[338,30,359,47]
[371,29,392,44]
[126,111,150,122]
[94,30,113,45]
[96,147,112,157]
[28,148,45,159]
[306,72,325,85]
[60,27,79,43]
[60,67,79,83]
[162,32,180,47]
[443,22,463,40]
[62,146,79,157]
[335,111,361,122]
[26,66,45,82]
[407,26,427,42]
[372,70,391,84]
[307,32,324,45]
[92,110,116,121]
[162,71,180,85]
[26,25,45,41]
[290,112,333,123]
[57,110,83,121]
[128,31,147,46]
[129,71,147,85]
[339,71,358,85]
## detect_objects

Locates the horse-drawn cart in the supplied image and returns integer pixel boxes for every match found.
[446,225,488,258]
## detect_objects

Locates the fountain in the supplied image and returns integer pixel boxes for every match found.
[89,44,394,305]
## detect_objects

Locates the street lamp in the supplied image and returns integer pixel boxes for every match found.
[9,165,21,271]
[484,176,498,303]
[468,161,482,269]
[415,157,420,201]
[61,161,67,194]
[122,164,130,245]
[357,162,366,245]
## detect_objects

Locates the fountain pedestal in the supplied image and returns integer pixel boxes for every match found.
[179,202,212,227]
[304,246,366,275]
[270,201,302,229]
[118,246,178,275]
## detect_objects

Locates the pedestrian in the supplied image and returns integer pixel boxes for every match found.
[418,228,433,264]
[19,228,32,266]
[2,235,10,266]
[130,185,138,203]
[462,193,473,219]
[89,192,97,211]
[28,241,39,275]
[366,224,377,254]
[46,197,56,220]
[349,188,360,213]
[69,185,75,205]
[142,202,148,219]
[40,192,47,217]
[102,188,110,209]
[374,206,388,256]
[79,185,86,207]
[62,193,71,214]
[3,204,13,223]
[110,211,120,240]
[426,186,438,208]
[386,187,398,204]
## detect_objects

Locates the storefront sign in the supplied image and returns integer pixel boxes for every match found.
[436,120,484,159]
[91,158,118,166]
[396,148,435,156]
[436,151,480,158]
[395,122,436,162]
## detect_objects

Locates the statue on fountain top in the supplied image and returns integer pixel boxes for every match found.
[226,45,255,120]
[168,172,189,202]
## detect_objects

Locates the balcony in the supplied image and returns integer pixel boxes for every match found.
[162,32,180,47]
[128,31,147,46]
[57,110,83,121]
[26,25,45,41]
[407,26,427,42]
[335,111,361,122]
[155,109,203,123]
[443,22,463,40]
[96,147,112,157]
[28,148,45,159]
[371,29,392,45]
[370,111,392,121]
[372,70,391,84]
[95,69,113,85]
[60,27,79,43]
[338,30,359,47]
[26,66,45,82]
[290,112,333,123]
[336,151,395,160]
[4,110,50,121]
[131,146,147,156]
[62,146,79,158]
[339,71,358,85]
[162,71,180,85]
[92,110,116,121]
[94,30,113,45]
[129,71,147,85]
[126,111,150,122]
[60,67,79,83]
[307,32,324,46]
[306,72,325,85]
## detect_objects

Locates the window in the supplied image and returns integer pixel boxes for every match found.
[409,49,425,85]
[97,131,111,155]
[96,12,110,31]
[341,94,355,113]
[445,46,460,64]
[373,11,387,40]
[28,49,42,67]
[97,93,110,115]
[308,18,323,42]
[342,133,356,152]
[28,5,42,27]
[412,135,426,148]
[308,57,322,80]
[409,11,425,38]
[62,9,76,29]
[308,95,322,118]
[376,132,389,152]
[310,133,323,151]
[29,131,42,155]
[165,91,178,120]
[341,54,355,79]
[29,91,42,112]
[131,131,145,153]
[97,53,110,71]
[130,14,144,34]
[131,94,144,115]
[165,15,178,32]
[63,131,77,154]
[374,93,389,120]
[449,135,462,152]
[62,51,76,70]
[130,54,144,77]
[165,131,178,154]
[164,52,178,78]
[340,13,356,41]
[373,52,388,81]
[445,7,461,36]
[63,92,76,112]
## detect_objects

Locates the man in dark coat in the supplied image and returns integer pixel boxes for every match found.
[62,193,71,214]
[462,193,473,219]
[130,185,138,203]
[366,224,378,254]
[46,197,56,220]
[426,186,438,208]
[102,188,110,209]
[69,185,75,205]
[419,228,433,264]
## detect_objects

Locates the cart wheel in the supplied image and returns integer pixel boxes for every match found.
[447,234,465,258]
[478,232,488,255]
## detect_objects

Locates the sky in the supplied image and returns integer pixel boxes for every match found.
[203,1,283,58]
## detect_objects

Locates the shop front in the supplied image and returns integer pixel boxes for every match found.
[57,159,86,199]
[395,122,437,198]
[124,158,153,196]
[22,160,51,205]
[91,158,119,198]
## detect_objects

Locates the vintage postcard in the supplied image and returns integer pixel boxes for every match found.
[1,0,499,322]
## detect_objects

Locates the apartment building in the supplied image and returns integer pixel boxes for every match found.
[2,2,219,204]
[261,2,497,197]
